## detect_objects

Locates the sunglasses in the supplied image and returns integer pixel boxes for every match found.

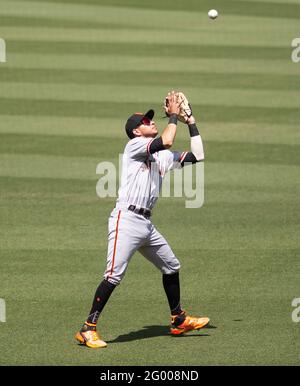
[140,117,152,126]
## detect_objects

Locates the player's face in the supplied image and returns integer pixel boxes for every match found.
[135,117,158,138]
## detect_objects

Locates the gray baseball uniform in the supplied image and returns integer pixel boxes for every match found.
[104,137,188,286]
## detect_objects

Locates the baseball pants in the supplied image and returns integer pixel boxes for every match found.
[104,207,180,285]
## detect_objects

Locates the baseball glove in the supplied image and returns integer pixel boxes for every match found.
[164,91,193,123]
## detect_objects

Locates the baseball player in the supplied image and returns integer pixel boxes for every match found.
[75,91,209,348]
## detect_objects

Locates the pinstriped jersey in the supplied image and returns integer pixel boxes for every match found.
[116,137,188,210]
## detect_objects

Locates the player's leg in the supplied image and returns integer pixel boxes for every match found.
[138,232,184,317]
[139,225,209,335]
[76,209,148,348]
[75,279,114,348]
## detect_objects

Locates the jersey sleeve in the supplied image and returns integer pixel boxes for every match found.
[125,137,155,160]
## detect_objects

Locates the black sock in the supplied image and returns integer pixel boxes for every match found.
[85,279,116,326]
[162,272,184,316]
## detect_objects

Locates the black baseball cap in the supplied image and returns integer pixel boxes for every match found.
[125,109,155,139]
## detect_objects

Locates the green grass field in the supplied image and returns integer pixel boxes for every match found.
[1,0,300,366]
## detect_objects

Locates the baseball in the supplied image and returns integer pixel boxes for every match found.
[208,9,218,20]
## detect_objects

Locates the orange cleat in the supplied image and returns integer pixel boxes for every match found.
[170,313,210,335]
[75,329,107,348]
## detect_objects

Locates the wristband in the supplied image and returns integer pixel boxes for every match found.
[188,123,199,137]
[168,114,178,125]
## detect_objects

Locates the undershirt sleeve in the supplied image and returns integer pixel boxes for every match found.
[180,152,198,167]
[148,137,166,154]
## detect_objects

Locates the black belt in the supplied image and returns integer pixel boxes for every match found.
[128,205,151,219]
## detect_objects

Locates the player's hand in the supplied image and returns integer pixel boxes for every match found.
[176,92,193,123]
[165,91,181,116]
[164,91,193,123]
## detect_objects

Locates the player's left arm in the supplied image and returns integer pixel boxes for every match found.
[179,115,204,167]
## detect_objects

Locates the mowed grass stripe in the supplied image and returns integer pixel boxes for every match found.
[16,0,300,20]
[1,155,298,191]
[2,68,300,92]
[0,176,96,196]
[1,175,298,203]
[2,25,298,48]
[1,83,300,109]
[4,0,300,29]
[0,98,299,125]
[0,174,298,203]
[6,54,299,76]
[1,8,294,30]
[0,153,106,180]
[0,15,142,30]
[6,40,291,61]
[1,116,300,146]
[1,249,299,274]
[1,133,300,166]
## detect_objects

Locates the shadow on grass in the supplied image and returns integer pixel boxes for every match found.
[106,324,216,344]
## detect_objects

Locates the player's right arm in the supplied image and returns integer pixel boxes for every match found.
[160,91,180,149]
[147,112,178,155]
[145,91,181,154]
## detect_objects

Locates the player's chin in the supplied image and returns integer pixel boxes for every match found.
[152,129,158,137]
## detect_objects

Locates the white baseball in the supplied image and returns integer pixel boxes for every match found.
[208,9,218,20]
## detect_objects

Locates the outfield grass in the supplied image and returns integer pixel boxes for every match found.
[0,0,300,365]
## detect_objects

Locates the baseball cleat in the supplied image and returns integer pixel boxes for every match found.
[75,330,107,348]
[170,313,210,335]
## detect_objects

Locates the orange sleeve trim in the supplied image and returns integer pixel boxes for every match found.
[147,138,155,156]
[179,151,188,162]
